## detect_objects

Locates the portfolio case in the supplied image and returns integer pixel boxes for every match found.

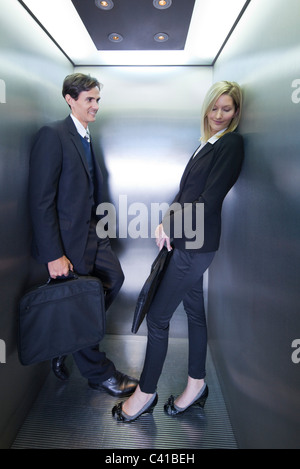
[18,274,105,365]
[131,246,173,334]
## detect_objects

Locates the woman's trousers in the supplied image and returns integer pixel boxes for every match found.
[139,248,215,393]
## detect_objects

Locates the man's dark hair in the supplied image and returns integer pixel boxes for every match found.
[62,73,102,100]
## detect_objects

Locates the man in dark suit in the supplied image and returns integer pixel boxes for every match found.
[29,73,138,397]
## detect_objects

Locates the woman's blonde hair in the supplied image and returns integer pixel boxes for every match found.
[200,81,243,142]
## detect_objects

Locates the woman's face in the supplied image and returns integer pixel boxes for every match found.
[207,94,237,136]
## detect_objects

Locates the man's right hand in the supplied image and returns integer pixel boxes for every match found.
[48,255,73,279]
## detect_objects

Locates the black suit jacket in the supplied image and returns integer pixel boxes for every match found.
[162,131,244,252]
[29,115,103,265]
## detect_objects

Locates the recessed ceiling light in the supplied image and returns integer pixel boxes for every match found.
[108,33,123,43]
[153,0,172,9]
[95,0,114,10]
[154,32,169,42]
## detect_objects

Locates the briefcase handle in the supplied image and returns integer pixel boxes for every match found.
[47,270,78,285]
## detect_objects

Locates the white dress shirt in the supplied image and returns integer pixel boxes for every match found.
[70,114,90,141]
[193,128,227,158]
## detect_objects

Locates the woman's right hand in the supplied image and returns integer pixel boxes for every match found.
[155,224,172,251]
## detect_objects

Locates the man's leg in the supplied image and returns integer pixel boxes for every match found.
[73,236,138,396]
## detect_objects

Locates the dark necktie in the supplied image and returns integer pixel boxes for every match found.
[80,133,94,182]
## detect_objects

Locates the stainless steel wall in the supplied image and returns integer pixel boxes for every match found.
[0,0,73,448]
[209,0,300,449]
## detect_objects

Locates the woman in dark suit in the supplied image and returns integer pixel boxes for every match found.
[112,81,244,422]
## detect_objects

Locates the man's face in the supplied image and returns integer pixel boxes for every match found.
[65,86,101,128]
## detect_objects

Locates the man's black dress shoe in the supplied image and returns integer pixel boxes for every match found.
[88,370,139,397]
[51,355,69,381]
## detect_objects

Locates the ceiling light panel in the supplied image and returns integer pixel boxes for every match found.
[153,0,172,9]
[154,33,169,43]
[95,0,114,10]
[108,33,123,43]
[71,0,195,51]
[20,0,249,66]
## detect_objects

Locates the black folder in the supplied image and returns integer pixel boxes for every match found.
[131,246,173,333]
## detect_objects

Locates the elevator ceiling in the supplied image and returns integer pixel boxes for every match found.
[19,0,250,66]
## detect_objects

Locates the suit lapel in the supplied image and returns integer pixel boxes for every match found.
[64,116,103,201]
[65,116,91,177]
[191,142,213,165]
[180,143,213,185]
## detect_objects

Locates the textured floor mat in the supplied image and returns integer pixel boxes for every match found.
[11,335,237,449]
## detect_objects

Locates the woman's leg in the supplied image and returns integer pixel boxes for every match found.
[139,249,199,393]
[173,252,215,408]
[122,249,192,415]
[122,249,215,416]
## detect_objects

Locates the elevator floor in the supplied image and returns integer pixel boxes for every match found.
[11,334,237,450]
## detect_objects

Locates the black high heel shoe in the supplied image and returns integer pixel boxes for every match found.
[164,384,208,416]
[112,393,158,423]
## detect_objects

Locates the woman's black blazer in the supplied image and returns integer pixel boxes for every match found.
[162,131,244,252]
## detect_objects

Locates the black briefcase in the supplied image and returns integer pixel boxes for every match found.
[18,273,105,366]
[131,246,173,334]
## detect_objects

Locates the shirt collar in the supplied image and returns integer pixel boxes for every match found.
[70,114,89,139]
[201,128,228,145]
[193,128,227,158]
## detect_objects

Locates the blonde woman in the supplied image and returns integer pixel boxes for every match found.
[112,81,244,422]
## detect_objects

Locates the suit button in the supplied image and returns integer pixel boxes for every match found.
[86,220,90,224]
